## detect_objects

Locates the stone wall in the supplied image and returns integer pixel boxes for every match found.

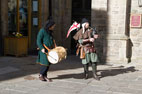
[106,0,129,63]
[91,0,108,63]
[130,0,142,62]
[92,0,129,63]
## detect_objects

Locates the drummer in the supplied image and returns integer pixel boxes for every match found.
[36,17,56,82]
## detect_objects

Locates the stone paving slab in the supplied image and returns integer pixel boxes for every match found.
[0,56,142,94]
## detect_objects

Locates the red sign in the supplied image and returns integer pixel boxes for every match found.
[130,14,142,28]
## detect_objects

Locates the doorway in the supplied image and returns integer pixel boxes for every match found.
[0,1,2,55]
[71,0,91,54]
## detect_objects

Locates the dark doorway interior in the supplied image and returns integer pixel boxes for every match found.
[0,1,2,55]
[71,0,91,54]
[49,0,52,16]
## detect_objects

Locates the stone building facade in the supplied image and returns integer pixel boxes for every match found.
[130,0,142,63]
[91,0,130,63]
[91,0,142,63]
[0,0,142,64]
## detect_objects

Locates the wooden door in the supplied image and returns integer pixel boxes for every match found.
[30,0,41,50]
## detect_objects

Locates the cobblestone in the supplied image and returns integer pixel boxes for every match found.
[0,55,142,94]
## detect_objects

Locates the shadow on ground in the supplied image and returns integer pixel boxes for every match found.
[0,55,138,82]
[51,65,138,80]
[0,55,82,82]
[99,66,138,78]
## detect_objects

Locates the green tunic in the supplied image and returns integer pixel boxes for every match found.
[36,28,54,66]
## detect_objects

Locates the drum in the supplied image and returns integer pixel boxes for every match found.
[47,46,67,64]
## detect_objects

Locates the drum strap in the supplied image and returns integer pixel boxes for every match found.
[43,40,56,52]
[43,44,50,52]
[53,40,57,48]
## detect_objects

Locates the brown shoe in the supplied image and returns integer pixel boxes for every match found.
[44,76,52,82]
[39,75,47,81]
[93,74,100,81]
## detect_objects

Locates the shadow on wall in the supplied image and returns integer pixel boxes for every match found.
[126,0,133,63]
[91,9,108,64]
[126,39,133,63]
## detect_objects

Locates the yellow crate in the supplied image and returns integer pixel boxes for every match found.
[4,37,28,57]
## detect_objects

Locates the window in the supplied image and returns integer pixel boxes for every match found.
[8,0,28,36]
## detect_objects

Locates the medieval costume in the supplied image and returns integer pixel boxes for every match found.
[36,18,56,82]
[73,18,100,80]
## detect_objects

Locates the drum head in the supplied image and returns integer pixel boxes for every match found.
[47,51,59,64]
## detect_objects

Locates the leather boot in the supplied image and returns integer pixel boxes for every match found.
[83,64,89,79]
[39,74,46,81]
[44,75,52,82]
[92,62,100,81]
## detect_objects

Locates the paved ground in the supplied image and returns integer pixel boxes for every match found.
[0,55,142,94]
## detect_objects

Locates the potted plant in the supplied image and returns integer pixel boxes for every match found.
[4,32,28,57]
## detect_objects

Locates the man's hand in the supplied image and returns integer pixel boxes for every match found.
[89,38,94,42]
[94,34,98,39]
[41,48,45,53]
